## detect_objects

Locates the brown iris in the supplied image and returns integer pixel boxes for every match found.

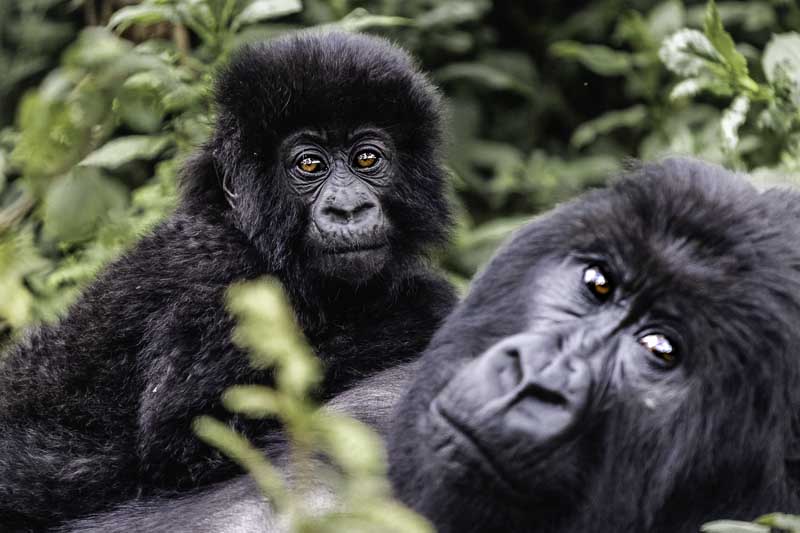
[298,156,324,173]
[583,265,612,299]
[355,151,378,168]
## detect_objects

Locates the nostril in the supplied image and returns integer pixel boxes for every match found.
[322,205,350,222]
[498,347,523,392]
[521,383,568,406]
[321,203,375,224]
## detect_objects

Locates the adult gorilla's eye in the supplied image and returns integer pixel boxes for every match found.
[298,156,326,173]
[354,151,379,169]
[639,333,678,367]
[583,265,613,300]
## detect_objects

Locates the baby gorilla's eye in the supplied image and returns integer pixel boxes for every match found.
[298,156,326,173]
[354,151,379,169]
[639,333,677,368]
[583,265,613,300]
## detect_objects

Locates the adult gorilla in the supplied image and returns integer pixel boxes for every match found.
[63,158,800,533]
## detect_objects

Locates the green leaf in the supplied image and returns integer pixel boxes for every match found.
[108,4,179,33]
[701,520,770,533]
[416,0,491,29]
[223,385,282,418]
[435,63,533,97]
[327,8,413,32]
[571,105,647,148]
[550,41,632,76]
[231,0,303,31]
[720,95,750,151]
[659,29,720,77]
[79,135,173,169]
[703,0,748,78]
[62,27,132,69]
[193,416,288,510]
[763,33,800,105]
[646,0,686,41]
[756,513,800,532]
[116,74,167,133]
[318,413,386,476]
[41,168,128,245]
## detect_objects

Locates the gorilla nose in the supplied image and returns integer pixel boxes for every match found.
[321,201,377,226]
[486,334,592,406]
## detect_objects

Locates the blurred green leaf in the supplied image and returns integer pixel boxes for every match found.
[704,0,749,78]
[551,41,633,76]
[41,168,128,245]
[757,513,800,531]
[108,4,179,33]
[571,105,648,148]
[79,135,172,169]
[232,0,303,31]
[763,33,800,105]
[720,94,750,150]
[701,521,770,533]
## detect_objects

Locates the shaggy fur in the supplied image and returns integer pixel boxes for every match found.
[390,157,800,532]
[59,157,800,533]
[0,31,455,530]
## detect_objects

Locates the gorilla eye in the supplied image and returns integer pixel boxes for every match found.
[583,265,613,300]
[298,156,326,174]
[639,333,677,368]
[354,151,379,169]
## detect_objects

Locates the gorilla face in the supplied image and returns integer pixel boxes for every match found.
[281,127,394,279]
[390,158,800,533]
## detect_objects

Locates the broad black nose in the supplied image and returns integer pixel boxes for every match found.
[320,201,376,225]
[487,333,591,403]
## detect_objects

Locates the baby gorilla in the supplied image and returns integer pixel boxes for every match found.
[60,158,800,533]
[0,32,456,529]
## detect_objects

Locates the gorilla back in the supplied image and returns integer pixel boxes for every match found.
[0,32,455,529]
[390,158,800,533]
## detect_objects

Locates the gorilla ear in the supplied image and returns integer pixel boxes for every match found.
[179,149,229,210]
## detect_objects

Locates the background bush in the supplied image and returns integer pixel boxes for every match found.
[1,0,800,341]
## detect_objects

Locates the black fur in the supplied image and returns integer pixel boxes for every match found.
[390,157,800,532]
[60,157,800,533]
[0,31,455,530]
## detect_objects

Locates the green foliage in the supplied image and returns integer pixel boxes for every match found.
[1,0,800,529]
[194,279,433,533]
[703,513,800,532]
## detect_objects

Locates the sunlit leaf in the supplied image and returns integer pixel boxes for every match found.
[701,520,770,533]
[551,41,633,76]
[231,0,303,31]
[571,105,647,148]
[108,4,179,33]
[720,95,750,151]
[703,0,748,78]
[79,135,172,169]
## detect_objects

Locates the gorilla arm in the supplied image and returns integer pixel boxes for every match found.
[60,361,418,533]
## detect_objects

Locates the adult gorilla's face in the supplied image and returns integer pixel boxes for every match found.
[390,158,800,533]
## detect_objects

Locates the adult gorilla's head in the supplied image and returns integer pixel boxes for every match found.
[390,158,800,533]
[182,31,449,282]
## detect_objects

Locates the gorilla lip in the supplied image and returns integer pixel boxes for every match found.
[325,243,388,255]
[429,400,528,498]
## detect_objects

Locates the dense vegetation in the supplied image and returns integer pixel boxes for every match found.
[2,0,800,340]
[2,0,800,530]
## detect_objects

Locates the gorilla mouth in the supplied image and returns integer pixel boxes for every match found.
[325,243,388,255]
[429,401,528,498]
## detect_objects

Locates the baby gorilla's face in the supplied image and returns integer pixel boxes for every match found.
[390,159,800,533]
[282,128,395,281]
